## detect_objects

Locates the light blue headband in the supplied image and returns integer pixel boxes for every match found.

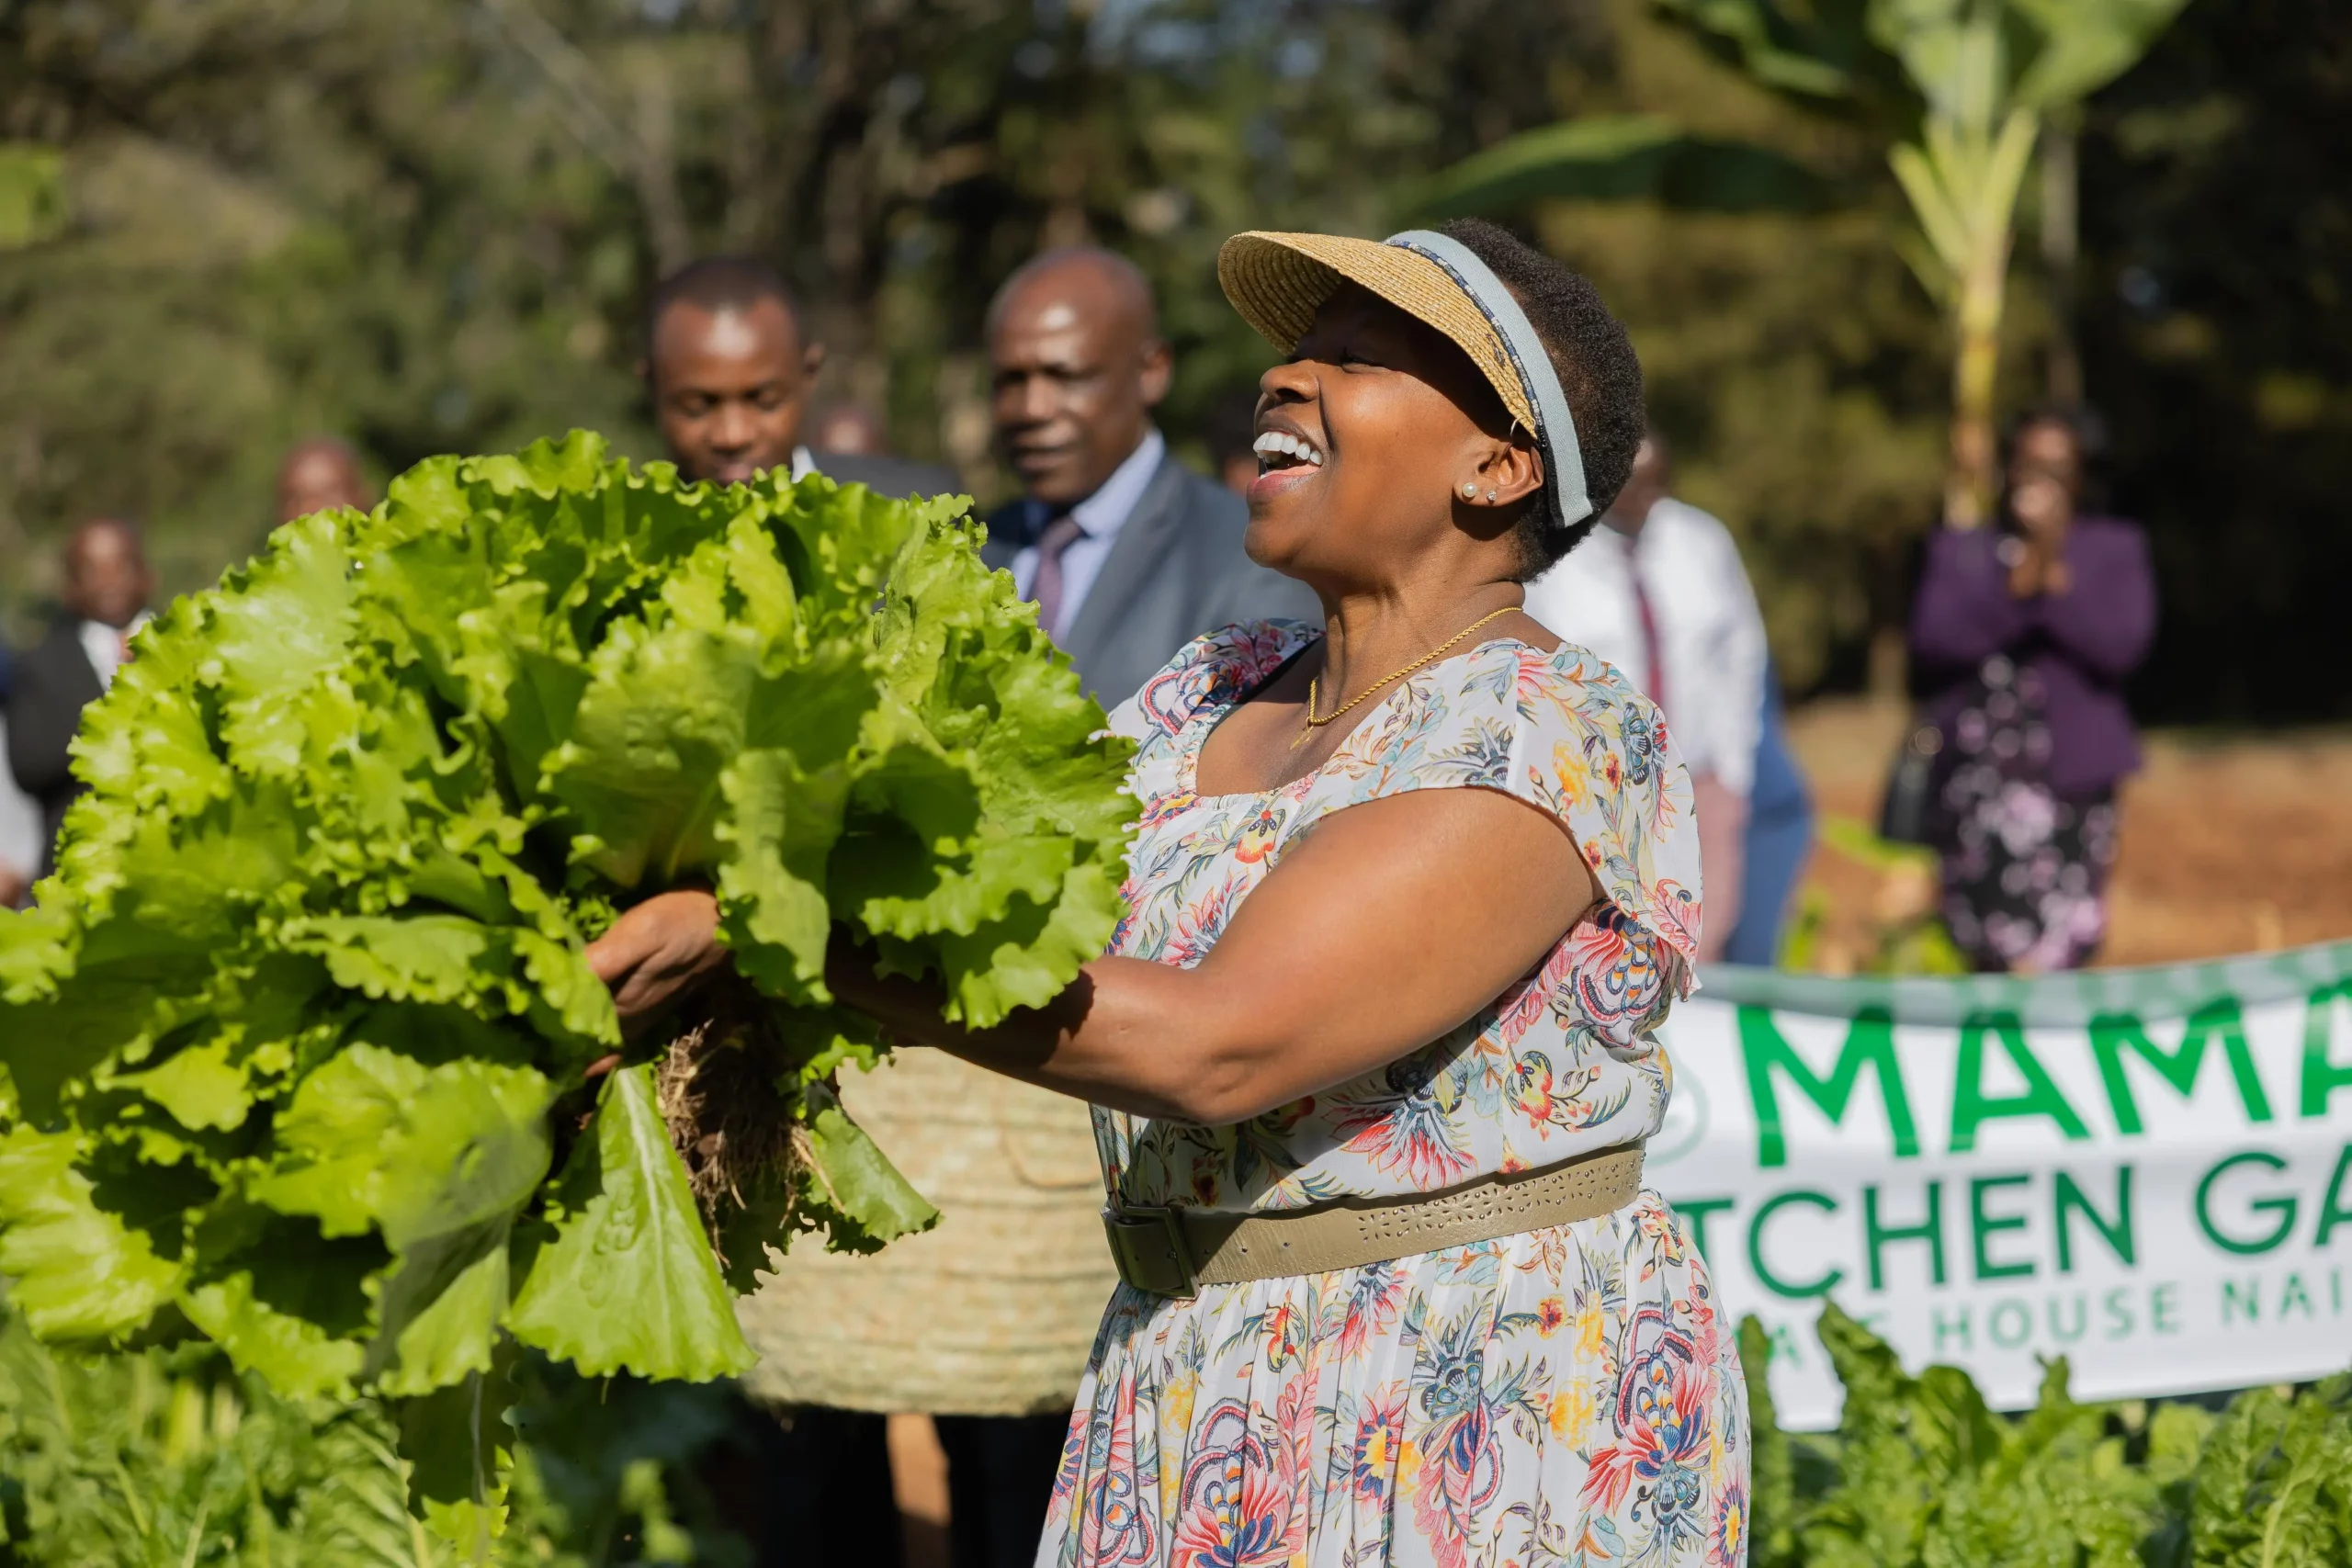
[1383,229,1593,529]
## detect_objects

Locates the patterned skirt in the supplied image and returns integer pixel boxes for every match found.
[1036,1190,1750,1567]
[1933,655,2120,973]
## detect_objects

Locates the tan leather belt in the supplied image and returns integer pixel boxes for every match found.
[1102,1143,1645,1297]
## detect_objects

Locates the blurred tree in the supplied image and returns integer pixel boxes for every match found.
[0,0,650,619]
[0,0,2337,725]
[1415,0,2189,529]
[0,0,1610,639]
[2076,0,2352,724]
[1410,2,1953,693]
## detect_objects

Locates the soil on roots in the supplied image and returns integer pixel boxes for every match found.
[653,971,802,1268]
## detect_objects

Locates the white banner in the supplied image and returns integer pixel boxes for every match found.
[1649,944,2352,1428]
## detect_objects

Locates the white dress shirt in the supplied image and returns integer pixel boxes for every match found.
[0,715,39,889]
[76,611,152,694]
[1011,429,1166,642]
[1521,497,1767,796]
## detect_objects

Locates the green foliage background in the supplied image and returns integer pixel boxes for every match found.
[0,0,2343,717]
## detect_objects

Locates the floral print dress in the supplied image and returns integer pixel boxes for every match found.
[1039,621,1749,1568]
[1931,652,2120,972]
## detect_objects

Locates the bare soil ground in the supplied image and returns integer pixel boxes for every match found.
[1784,699,2352,969]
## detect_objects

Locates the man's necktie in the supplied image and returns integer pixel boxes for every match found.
[1630,562,1666,716]
[1029,514,1086,641]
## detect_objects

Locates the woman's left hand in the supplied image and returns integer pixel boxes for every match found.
[585,888,728,1028]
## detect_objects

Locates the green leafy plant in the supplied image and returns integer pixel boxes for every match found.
[1778,815,1969,976]
[0,1294,752,1565]
[1745,1303,2352,1566]
[2179,1374,2352,1568]
[0,432,1131,1530]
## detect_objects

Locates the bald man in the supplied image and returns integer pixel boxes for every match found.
[276,437,371,524]
[7,518,155,873]
[980,246,1316,705]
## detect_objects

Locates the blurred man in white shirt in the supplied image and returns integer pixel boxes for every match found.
[1522,430,1770,961]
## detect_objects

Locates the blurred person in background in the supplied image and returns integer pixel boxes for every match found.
[811,402,888,457]
[0,778,30,908]
[275,435,372,524]
[0,643,35,908]
[981,246,1316,705]
[7,518,153,876]
[1522,428,1809,962]
[645,256,955,500]
[1204,388,1264,497]
[1910,407,2154,973]
[1729,656,1815,965]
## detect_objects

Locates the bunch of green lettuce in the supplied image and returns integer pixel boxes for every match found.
[0,433,1133,1423]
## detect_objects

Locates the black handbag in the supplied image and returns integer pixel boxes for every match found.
[1876,717,1947,845]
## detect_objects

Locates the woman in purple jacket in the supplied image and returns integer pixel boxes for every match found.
[1909,410,2156,972]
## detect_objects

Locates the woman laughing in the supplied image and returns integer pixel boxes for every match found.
[590,219,1748,1566]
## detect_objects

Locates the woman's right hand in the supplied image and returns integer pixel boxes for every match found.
[585,887,727,1030]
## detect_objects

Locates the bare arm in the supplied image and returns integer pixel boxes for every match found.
[590,787,1599,1125]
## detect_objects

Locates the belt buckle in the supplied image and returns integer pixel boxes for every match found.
[1103,1204,1197,1299]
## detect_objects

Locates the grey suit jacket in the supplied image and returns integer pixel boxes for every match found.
[809,449,961,502]
[982,452,1321,707]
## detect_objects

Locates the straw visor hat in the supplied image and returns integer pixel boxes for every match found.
[1216,230,1541,438]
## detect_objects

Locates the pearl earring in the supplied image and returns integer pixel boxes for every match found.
[1461,482,1477,499]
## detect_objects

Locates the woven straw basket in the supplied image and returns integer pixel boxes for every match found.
[736,1050,1116,1416]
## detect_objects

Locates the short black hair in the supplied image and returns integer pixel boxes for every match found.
[1439,218,1645,579]
[642,255,802,355]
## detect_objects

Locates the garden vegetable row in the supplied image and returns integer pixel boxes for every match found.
[1743,1304,2352,1567]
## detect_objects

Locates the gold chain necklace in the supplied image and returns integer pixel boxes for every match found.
[1297,605,1518,745]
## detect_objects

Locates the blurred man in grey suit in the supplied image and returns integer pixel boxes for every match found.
[983,248,1317,705]
[644,256,955,501]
